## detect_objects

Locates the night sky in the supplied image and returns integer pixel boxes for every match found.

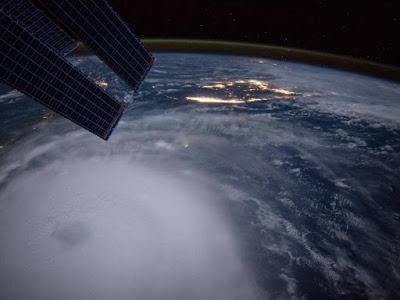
[110,0,399,66]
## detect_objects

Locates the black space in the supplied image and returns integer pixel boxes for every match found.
[110,0,399,66]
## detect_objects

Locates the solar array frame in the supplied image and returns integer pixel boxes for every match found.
[1,0,76,56]
[35,0,154,90]
[0,11,125,140]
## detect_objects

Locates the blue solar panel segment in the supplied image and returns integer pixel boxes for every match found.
[1,0,76,56]
[34,0,154,91]
[0,11,126,140]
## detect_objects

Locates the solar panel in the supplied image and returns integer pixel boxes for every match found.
[1,0,77,56]
[34,0,154,90]
[0,11,126,140]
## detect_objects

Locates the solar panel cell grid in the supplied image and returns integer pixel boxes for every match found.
[35,0,154,90]
[0,12,125,140]
[1,0,76,56]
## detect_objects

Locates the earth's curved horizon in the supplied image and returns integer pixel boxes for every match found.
[75,39,400,82]
[0,51,399,300]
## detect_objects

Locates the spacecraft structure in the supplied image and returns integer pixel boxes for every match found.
[0,0,153,140]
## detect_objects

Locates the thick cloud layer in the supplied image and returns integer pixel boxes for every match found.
[1,53,400,299]
[0,140,258,299]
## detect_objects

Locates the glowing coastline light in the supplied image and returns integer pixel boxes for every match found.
[186,96,264,104]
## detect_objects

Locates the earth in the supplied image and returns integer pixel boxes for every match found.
[0,52,399,300]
